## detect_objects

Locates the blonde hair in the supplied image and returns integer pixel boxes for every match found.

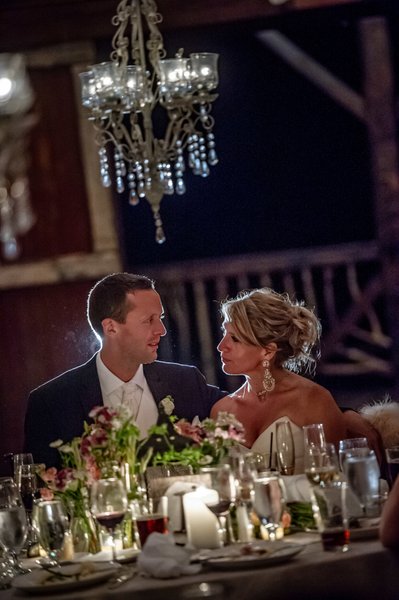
[220,288,321,374]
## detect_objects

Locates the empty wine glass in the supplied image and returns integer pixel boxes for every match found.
[15,464,42,555]
[339,438,368,470]
[35,500,68,566]
[0,478,29,575]
[303,423,326,450]
[90,478,128,563]
[343,448,380,516]
[276,421,295,475]
[12,454,33,480]
[199,464,236,545]
[253,474,285,541]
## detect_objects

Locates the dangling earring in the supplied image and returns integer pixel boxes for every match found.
[258,359,275,396]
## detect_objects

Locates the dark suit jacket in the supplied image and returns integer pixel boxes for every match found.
[23,356,225,469]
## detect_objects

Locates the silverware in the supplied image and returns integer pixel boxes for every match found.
[107,567,138,589]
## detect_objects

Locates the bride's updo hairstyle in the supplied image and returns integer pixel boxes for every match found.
[220,288,321,374]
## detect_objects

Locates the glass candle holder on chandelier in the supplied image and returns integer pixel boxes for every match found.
[79,0,219,243]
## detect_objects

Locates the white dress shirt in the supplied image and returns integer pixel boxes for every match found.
[96,353,159,438]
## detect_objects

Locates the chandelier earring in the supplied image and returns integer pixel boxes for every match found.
[258,359,275,396]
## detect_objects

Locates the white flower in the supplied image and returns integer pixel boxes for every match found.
[159,395,175,416]
[49,439,64,448]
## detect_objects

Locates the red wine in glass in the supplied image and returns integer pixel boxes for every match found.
[205,500,231,516]
[95,511,126,531]
[136,514,168,547]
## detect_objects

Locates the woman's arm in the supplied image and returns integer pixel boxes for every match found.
[380,476,399,548]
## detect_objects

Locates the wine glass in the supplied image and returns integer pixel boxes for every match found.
[199,465,237,545]
[0,477,29,575]
[90,478,128,563]
[12,453,33,480]
[305,443,340,486]
[339,438,368,470]
[303,423,326,450]
[343,448,380,516]
[253,474,285,541]
[275,421,295,475]
[15,464,43,555]
[35,500,68,566]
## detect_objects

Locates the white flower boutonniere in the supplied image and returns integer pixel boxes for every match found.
[159,395,175,416]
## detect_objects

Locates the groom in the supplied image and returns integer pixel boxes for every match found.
[23,273,224,468]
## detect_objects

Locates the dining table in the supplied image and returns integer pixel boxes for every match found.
[2,531,398,600]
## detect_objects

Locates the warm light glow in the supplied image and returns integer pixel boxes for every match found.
[0,77,12,101]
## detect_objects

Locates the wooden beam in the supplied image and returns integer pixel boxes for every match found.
[359,16,399,394]
[257,30,365,120]
[0,0,371,53]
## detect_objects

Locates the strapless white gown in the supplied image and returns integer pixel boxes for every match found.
[250,417,305,475]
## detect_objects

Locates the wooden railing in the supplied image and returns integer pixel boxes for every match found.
[142,240,392,392]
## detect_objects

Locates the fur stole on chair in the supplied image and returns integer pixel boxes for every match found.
[359,396,399,448]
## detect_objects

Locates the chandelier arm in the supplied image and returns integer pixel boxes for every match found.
[111,0,131,66]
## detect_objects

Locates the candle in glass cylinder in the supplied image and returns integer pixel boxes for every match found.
[183,488,221,549]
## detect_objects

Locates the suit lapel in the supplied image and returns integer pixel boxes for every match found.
[144,363,169,424]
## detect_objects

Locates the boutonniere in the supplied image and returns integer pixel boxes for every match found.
[159,395,175,416]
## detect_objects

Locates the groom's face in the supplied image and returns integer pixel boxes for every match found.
[113,289,167,364]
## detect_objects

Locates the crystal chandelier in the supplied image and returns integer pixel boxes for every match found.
[79,0,219,243]
[0,54,35,260]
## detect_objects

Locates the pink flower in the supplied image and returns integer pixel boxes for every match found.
[174,420,204,444]
[40,467,57,484]
[39,487,54,500]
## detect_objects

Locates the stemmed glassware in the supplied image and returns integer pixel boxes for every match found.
[0,477,29,576]
[304,442,340,486]
[90,478,128,563]
[12,453,33,480]
[252,474,285,541]
[275,421,295,475]
[34,499,68,566]
[199,464,237,545]
[15,463,42,554]
[343,448,380,516]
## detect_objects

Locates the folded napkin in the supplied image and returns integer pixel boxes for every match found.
[280,475,312,503]
[137,533,201,579]
[165,481,198,532]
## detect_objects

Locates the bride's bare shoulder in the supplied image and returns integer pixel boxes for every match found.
[210,388,244,418]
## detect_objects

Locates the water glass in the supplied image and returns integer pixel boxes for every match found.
[311,480,350,552]
[385,446,399,488]
[343,448,380,516]
[275,421,295,475]
[253,474,285,541]
[339,438,368,470]
[0,478,28,574]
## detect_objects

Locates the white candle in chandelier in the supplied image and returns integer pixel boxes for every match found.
[183,487,221,549]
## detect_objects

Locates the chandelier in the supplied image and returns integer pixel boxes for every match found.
[79,0,219,243]
[0,54,36,261]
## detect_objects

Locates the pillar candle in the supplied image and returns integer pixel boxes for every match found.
[183,487,221,549]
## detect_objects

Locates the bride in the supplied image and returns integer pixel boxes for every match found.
[211,287,347,474]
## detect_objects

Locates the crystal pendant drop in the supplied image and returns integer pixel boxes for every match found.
[101,172,111,187]
[201,161,210,177]
[208,148,219,166]
[175,178,186,195]
[116,176,125,193]
[129,188,139,205]
[2,237,20,261]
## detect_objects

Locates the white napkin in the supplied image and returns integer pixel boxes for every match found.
[165,481,198,531]
[137,533,201,579]
[281,475,312,502]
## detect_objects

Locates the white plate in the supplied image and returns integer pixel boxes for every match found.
[200,542,303,570]
[12,562,118,594]
[350,526,379,540]
[74,547,140,564]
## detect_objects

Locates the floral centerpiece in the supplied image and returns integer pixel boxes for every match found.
[151,411,246,471]
[39,399,246,552]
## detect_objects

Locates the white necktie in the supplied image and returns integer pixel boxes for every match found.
[121,382,143,421]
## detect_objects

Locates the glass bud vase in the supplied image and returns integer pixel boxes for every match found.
[70,503,100,554]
